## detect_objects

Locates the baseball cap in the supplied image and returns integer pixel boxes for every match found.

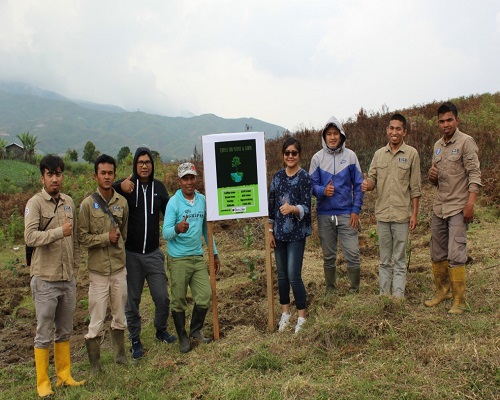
[178,162,197,178]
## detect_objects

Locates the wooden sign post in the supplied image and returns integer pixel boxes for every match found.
[264,217,275,332]
[207,221,220,340]
[202,132,273,337]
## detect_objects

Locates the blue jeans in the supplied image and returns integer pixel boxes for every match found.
[274,239,307,310]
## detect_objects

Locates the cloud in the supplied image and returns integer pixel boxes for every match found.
[0,0,499,130]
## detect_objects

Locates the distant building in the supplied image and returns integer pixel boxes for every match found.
[6,143,24,159]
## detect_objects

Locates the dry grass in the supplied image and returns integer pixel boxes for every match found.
[1,188,499,399]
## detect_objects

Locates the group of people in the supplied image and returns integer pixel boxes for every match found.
[24,147,216,397]
[268,101,481,333]
[24,100,480,397]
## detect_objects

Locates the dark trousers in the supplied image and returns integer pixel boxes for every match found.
[125,248,171,339]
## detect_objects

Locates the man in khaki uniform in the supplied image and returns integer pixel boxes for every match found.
[425,101,481,314]
[78,154,129,373]
[24,154,85,397]
[362,113,421,298]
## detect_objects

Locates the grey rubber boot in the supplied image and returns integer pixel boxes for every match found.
[189,305,212,344]
[85,337,102,375]
[110,329,128,365]
[172,311,191,353]
[347,267,360,294]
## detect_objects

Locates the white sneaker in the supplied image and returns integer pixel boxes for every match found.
[295,317,306,334]
[278,313,291,332]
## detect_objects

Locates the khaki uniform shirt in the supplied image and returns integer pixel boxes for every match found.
[432,129,481,219]
[24,188,79,281]
[367,142,421,223]
[78,188,129,276]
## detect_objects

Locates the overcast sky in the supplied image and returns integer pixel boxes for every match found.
[1,0,499,130]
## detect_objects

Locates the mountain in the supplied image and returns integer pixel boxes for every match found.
[0,82,286,161]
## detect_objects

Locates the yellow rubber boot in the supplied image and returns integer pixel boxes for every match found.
[448,265,467,314]
[54,341,86,387]
[424,260,451,307]
[34,347,54,398]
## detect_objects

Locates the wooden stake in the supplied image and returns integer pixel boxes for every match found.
[264,217,275,332]
[207,221,220,340]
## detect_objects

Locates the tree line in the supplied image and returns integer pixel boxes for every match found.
[0,132,134,165]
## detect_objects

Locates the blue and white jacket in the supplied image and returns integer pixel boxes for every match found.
[309,115,364,216]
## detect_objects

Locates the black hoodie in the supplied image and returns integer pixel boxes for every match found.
[113,147,170,254]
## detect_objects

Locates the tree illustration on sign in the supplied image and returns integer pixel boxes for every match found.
[231,156,243,183]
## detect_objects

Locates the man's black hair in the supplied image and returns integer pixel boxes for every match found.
[39,154,65,175]
[94,154,116,174]
[437,101,458,118]
[390,113,407,130]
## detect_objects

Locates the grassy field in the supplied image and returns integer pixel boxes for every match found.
[0,159,39,193]
[0,187,498,400]
[0,92,498,399]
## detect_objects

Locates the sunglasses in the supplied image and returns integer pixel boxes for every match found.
[284,151,299,157]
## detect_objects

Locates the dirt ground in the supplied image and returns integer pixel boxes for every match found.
[2,187,484,369]
[0,245,281,367]
[0,225,376,368]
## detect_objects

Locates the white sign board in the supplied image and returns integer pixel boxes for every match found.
[202,132,268,221]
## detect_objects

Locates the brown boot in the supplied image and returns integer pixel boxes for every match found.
[448,265,467,314]
[110,329,128,365]
[424,260,451,307]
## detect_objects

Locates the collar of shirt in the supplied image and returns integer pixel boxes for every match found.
[384,141,407,154]
[439,128,460,146]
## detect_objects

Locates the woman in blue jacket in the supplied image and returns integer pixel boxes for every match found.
[269,137,312,333]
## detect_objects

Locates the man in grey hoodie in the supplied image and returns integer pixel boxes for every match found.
[309,116,364,295]
[113,147,176,359]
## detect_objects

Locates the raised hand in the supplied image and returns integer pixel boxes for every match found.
[361,173,372,192]
[62,215,73,237]
[109,226,121,244]
[279,198,295,216]
[121,174,135,194]
[324,179,335,197]
[177,214,189,233]
[429,161,438,184]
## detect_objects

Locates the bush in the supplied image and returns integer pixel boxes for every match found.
[7,211,25,244]
[0,177,22,194]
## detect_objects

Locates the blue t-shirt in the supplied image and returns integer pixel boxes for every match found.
[162,189,217,257]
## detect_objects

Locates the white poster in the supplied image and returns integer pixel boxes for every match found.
[202,132,268,221]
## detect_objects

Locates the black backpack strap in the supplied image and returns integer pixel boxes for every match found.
[91,192,119,228]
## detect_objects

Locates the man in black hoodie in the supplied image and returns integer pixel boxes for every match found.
[113,147,176,359]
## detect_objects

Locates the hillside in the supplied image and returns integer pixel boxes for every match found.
[0,92,499,399]
[0,87,286,162]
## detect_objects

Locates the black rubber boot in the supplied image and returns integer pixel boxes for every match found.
[85,337,102,375]
[324,267,337,296]
[171,311,191,353]
[189,305,212,344]
[110,329,128,365]
[347,267,360,294]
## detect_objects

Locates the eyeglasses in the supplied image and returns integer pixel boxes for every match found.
[138,160,152,167]
[284,151,299,157]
